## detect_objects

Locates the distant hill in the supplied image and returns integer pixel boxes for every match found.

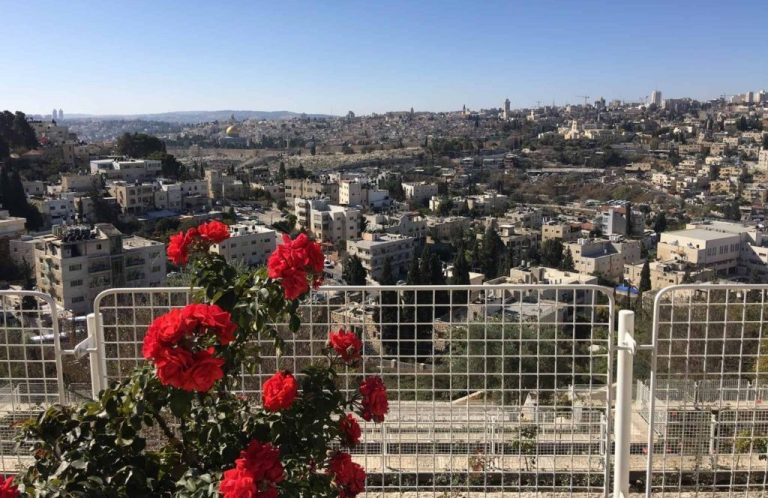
[63,110,335,123]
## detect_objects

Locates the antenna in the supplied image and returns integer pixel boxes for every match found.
[577,95,590,106]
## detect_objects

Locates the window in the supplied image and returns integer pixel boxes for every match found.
[71,279,83,287]
[72,296,85,303]
[69,264,82,271]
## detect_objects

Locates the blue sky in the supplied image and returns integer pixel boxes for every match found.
[1,0,766,116]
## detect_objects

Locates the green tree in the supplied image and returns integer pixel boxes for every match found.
[480,226,504,278]
[561,248,575,272]
[116,132,166,158]
[540,239,564,268]
[342,255,367,285]
[0,166,43,230]
[149,152,185,179]
[450,243,471,305]
[639,260,652,292]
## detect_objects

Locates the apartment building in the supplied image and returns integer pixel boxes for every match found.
[285,178,339,204]
[61,174,102,193]
[426,216,470,242]
[208,223,277,267]
[33,224,166,314]
[657,221,768,276]
[205,170,246,200]
[402,182,438,204]
[542,221,581,242]
[338,180,391,209]
[0,210,26,239]
[29,197,77,227]
[624,260,714,290]
[595,205,645,237]
[108,181,156,215]
[347,233,415,281]
[566,237,642,281]
[90,159,162,182]
[365,212,427,239]
[294,198,360,244]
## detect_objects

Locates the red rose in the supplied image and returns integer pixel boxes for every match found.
[0,476,19,498]
[167,227,198,266]
[327,452,365,498]
[220,440,283,498]
[339,413,361,447]
[180,303,237,345]
[155,347,224,392]
[328,329,362,364]
[261,371,298,411]
[237,440,285,484]
[198,220,230,243]
[359,376,389,423]
[267,234,325,300]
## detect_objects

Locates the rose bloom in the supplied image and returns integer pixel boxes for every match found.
[339,413,362,447]
[167,227,198,266]
[154,347,225,392]
[328,452,366,498]
[328,329,362,364]
[198,220,231,244]
[359,376,389,423]
[267,234,325,300]
[262,371,298,411]
[237,440,285,484]
[220,440,283,498]
[179,303,237,345]
[0,476,19,498]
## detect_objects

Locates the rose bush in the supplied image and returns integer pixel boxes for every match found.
[15,224,388,497]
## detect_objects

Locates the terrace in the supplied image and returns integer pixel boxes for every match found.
[1,283,768,497]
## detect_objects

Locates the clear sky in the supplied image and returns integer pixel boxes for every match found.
[1,0,766,116]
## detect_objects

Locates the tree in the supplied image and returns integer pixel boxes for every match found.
[561,248,575,272]
[277,162,286,182]
[450,243,471,305]
[653,212,667,234]
[116,133,166,158]
[723,199,742,221]
[480,226,504,279]
[0,166,43,230]
[342,255,366,285]
[540,239,564,268]
[0,111,38,152]
[149,152,185,179]
[639,260,652,292]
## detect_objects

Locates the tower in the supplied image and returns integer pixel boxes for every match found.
[58,109,63,120]
[650,90,662,107]
[52,109,57,121]
[503,98,510,120]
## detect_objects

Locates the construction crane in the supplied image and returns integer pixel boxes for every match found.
[576,95,590,106]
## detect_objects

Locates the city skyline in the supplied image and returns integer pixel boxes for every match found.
[2,0,767,116]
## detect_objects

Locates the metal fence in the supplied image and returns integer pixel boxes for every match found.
[7,283,768,495]
[0,291,65,474]
[642,284,768,497]
[92,284,615,495]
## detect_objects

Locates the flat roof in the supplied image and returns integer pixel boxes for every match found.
[664,228,740,242]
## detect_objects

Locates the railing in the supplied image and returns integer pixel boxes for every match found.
[2,284,768,496]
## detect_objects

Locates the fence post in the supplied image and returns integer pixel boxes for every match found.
[614,309,635,498]
[86,312,105,398]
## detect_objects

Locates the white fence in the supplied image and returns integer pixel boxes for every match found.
[4,284,768,495]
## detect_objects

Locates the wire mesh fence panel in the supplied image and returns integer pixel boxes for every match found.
[643,285,768,497]
[0,291,66,474]
[94,284,615,496]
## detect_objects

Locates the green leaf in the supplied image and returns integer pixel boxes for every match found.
[169,390,193,418]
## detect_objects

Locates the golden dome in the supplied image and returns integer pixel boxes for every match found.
[225,125,240,137]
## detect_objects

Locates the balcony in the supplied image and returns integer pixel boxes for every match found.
[1,284,768,496]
